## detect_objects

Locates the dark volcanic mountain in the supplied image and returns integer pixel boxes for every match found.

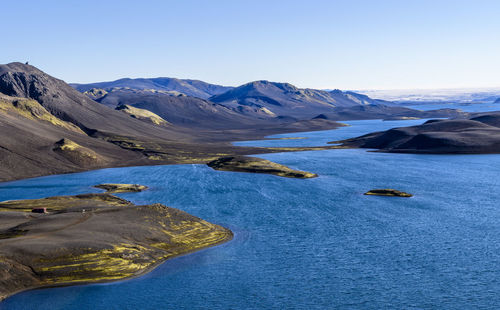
[0,63,204,180]
[0,62,346,182]
[71,77,232,99]
[75,78,466,125]
[0,62,481,181]
[0,62,191,140]
[94,88,272,129]
[209,80,389,118]
[334,112,500,154]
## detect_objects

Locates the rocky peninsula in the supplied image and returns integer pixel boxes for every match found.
[0,193,232,301]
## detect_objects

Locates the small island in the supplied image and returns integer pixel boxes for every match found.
[94,183,148,193]
[0,193,232,301]
[207,156,318,179]
[364,189,413,197]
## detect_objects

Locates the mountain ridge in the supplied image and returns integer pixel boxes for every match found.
[71,77,232,99]
[0,62,347,182]
[209,80,391,118]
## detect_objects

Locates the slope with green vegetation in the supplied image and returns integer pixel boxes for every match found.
[0,193,232,301]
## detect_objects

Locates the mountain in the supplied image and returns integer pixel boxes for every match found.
[0,62,191,140]
[0,92,140,181]
[0,63,201,180]
[76,78,467,127]
[93,88,272,129]
[209,80,388,118]
[0,62,345,182]
[71,77,233,99]
[333,112,500,154]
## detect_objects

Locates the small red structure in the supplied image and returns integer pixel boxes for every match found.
[32,208,47,214]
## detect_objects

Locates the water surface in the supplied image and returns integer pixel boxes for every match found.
[1,119,499,309]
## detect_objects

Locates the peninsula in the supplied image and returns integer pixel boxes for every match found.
[0,193,232,301]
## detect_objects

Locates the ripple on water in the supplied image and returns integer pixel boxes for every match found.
[1,116,500,309]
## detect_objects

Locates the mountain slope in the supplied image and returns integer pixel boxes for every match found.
[0,62,194,141]
[209,80,387,118]
[94,88,274,129]
[71,77,232,99]
[0,63,235,181]
[0,93,144,181]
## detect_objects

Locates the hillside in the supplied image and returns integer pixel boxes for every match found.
[0,92,143,181]
[334,112,500,153]
[93,88,273,129]
[0,63,194,141]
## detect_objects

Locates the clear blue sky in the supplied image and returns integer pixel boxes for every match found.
[3,0,500,89]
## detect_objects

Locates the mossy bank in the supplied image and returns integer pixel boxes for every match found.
[0,193,232,301]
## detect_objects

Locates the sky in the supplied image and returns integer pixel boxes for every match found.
[2,0,500,90]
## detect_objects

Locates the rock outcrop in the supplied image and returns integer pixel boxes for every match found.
[364,189,412,197]
[207,156,318,178]
[94,183,148,193]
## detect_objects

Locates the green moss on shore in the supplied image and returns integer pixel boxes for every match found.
[0,194,232,300]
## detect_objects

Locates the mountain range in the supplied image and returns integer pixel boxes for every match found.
[87,87,266,129]
[209,81,391,118]
[0,62,348,181]
[0,62,472,182]
[73,77,466,126]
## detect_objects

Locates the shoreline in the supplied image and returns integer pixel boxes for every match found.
[0,124,342,303]
[0,123,345,184]
[1,229,233,303]
[0,194,234,302]
[0,124,338,302]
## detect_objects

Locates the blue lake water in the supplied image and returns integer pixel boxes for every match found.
[1,117,500,309]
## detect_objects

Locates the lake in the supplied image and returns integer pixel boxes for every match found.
[1,113,499,309]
